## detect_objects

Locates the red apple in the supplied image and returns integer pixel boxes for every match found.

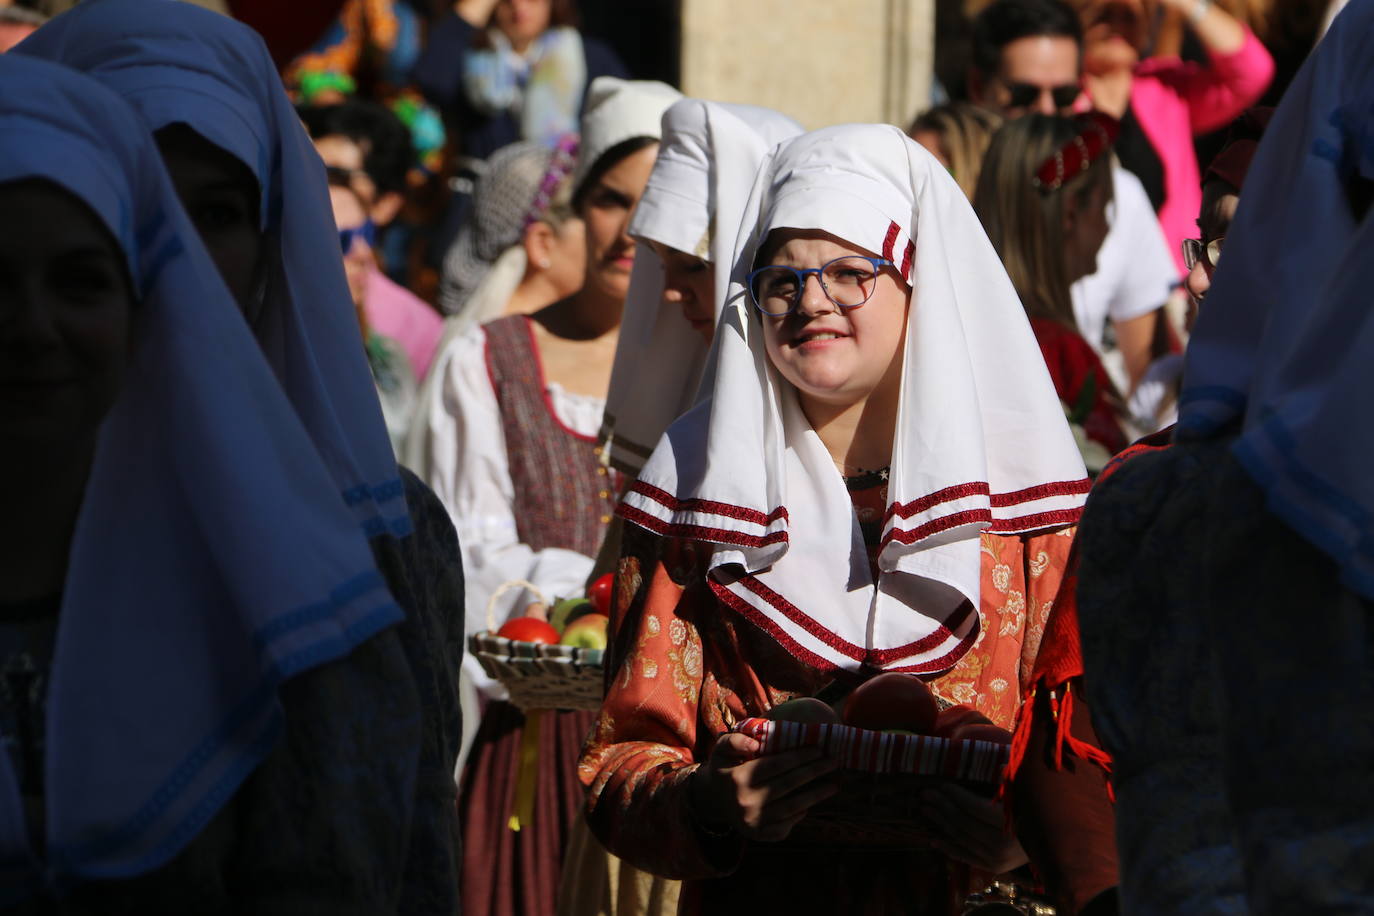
[588,573,614,616]
[765,697,841,724]
[496,617,560,644]
[558,613,609,649]
[932,704,995,738]
[950,723,1013,745]
[842,672,939,735]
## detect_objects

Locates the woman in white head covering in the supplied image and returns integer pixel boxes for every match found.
[0,52,419,907]
[600,98,802,476]
[579,123,1088,913]
[18,2,466,909]
[1075,2,1374,909]
[410,75,680,916]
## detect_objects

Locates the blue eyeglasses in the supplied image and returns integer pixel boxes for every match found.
[339,219,376,254]
[746,256,895,317]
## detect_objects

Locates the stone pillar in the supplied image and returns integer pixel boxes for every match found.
[679,0,934,131]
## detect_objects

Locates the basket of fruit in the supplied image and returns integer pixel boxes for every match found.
[468,575,614,712]
[735,673,1013,849]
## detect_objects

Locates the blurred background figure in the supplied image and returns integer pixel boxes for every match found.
[907,101,1003,199]
[0,3,44,50]
[412,75,679,916]
[968,0,1177,398]
[407,133,584,782]
[303,98,446,380]
[329,172,420,451]
[414,0,628,271]
[975,112,1129,469]
[437,135,585,326]
[1066,0,1273,275]
[1128,105,1270,431]
[416,0,625,156]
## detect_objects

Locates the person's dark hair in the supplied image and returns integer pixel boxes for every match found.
[572,135,657,212]
[971,0,1083,80]
[298,100,414,196]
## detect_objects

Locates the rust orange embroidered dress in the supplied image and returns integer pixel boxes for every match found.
[578,124,1091,915]
[581,483,1075,915]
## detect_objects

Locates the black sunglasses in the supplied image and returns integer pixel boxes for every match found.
[1005,81,1082,111]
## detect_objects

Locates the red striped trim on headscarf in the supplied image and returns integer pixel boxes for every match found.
[882,220,900,263]
[628,479,789,526]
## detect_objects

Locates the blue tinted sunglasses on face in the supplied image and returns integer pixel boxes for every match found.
[339,219,376,254]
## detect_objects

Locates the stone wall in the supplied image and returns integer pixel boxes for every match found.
[679,0,934,130]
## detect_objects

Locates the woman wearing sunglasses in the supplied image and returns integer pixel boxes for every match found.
[330,174,419,452]
[579,124,1089,914]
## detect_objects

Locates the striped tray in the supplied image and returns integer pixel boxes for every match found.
[733,717,1009,785]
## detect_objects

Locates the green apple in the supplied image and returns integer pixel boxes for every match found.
[558,613,609,649]
[550,597,593,633]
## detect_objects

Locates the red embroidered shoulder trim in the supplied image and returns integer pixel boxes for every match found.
[628,480,789,527]
[989,478,1092,507]
[988,507,1082,533]
[886,482,991,523]
[709,579,844,676]
[617,503,789,549]
[882,508,993,549]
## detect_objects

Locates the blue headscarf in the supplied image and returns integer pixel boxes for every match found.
[1175,0,1374,599]
[0,53,405,890]
[19,0,411,541]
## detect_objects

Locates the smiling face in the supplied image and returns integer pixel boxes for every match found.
[155,124,265,323]
[757,229,910,413]
[579,143,659,306]
[0,180,135,444]
[648,240,715,342]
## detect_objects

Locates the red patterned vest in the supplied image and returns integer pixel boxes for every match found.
[482,315,617,556]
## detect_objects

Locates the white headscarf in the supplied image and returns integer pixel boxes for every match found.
[621,125,1088,678]
[1178,0,1374,598]
[19,0,410,540]
[0,54,405,885]
[569,75,682,199]
[600,99,802,474]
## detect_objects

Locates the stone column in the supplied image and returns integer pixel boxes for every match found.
[679,0,934,130]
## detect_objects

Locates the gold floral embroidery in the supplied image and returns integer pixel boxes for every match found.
[645,614,661,638]
[998,590,1026,636]
[668,618,687,647]
[642,658,658,678]
[989,677,1009,694]
[1028,550,1050,579]
[991,563,1012,593]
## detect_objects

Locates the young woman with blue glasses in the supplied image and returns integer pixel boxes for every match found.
[579,124,1089,914]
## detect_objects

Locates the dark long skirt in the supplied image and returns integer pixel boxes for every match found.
[459,701,596,916]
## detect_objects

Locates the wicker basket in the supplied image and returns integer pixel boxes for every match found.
[469,580,606,712]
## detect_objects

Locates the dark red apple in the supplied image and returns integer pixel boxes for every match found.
[588,573,615,616]
[932,704,995,738]
[496,617,560,644]
[842,672,939,734]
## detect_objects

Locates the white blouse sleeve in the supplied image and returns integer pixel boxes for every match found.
[408,326,596,645]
